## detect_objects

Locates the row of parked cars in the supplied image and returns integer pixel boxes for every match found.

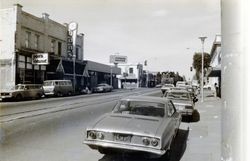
[82,81,200,159]
[160,81,199,121]
[0,80,113,101]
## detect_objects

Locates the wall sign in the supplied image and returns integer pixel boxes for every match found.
[32,53,49,65]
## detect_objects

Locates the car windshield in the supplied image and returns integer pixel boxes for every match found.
[167,92,191,101]
[113,101,165,117]
[164,84,173,87]
[12,85,25,90]
[43,81,54,86]
[98,84,106,87]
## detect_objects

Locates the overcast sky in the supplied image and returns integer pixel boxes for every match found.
[1,0,221,80]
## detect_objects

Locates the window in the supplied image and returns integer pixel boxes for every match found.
[51,40,55,52]
[34,34,40,49]
[58,42,62,56]
[168,102,175,116]
[129,67,133,74]
[25,31,31,48]
[76,47,79,60]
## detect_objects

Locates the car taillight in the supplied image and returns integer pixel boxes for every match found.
[88,131,96,139]
[96,132,104,140]
[142,138,150,146]
[151,138,159,146]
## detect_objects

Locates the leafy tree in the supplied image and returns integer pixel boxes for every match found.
[192,52,211,80]
[156,72,162,84]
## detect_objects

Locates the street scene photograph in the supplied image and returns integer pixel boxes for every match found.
[0,0,249,161]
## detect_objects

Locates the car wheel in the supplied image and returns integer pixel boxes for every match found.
[56,92,62,97]
[98,148,113,154]
[165,149,171,159]
[15,94,23,101]
[68,91,72,96]
[36,93,42,99]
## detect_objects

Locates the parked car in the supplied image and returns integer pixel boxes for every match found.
[155,84,163,88]
[203,84,212,90]
[84,96,181,157]
[163,89,198,120]
[176,81,187,87]
[161,84,174,94]
[93,83,113,93]
[43,80,73,97]
[0,84,44,101]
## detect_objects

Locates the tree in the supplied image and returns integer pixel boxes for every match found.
[192,52,211,80]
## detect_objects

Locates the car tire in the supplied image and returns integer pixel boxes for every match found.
[98,148,113,154]
[56,92,62,97]
[68,91,72,96]
[15,94,23,101]
[36,93,42,99]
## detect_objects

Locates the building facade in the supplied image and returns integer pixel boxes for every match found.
[207,34,221,96]
[117,64,143,88]
[0,4,84,90]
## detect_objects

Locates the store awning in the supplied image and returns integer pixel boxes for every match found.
[207,67,221,77]
[62,60,84,75]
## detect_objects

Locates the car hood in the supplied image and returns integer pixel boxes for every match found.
[171,99,193,106]
[92,113,164,136]
[0,90,19,93]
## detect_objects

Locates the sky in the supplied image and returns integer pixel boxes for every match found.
[0,0,221,80]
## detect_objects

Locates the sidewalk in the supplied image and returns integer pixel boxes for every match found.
[181,93,222,161]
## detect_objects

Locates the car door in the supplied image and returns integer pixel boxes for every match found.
[169,101,181,133]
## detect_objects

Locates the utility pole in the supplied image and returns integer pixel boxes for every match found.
[199,36,207,102]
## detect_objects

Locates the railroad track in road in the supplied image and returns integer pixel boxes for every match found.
[0,89,159,123]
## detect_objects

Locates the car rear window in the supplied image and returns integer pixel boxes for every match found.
[114,101,165,117]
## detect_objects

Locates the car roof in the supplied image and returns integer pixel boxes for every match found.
[44,80,71,82]
[169,89,189,93]
[120,96,170,104]
[17,84,41,86]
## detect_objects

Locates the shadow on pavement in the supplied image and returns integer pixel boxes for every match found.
[98,129,189,161]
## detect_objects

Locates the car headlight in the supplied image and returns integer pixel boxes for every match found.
[96,132,104,140]
[142,138,150,146]
[151,138,159,146]
[88,131,96,139]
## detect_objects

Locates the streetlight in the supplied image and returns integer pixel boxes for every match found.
[69,22,78,94]
[198,36,207,102]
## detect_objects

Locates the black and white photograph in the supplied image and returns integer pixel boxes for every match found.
[0,0,249,161]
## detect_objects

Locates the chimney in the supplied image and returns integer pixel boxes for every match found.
[42,13,49,20]
[13,3,23,9]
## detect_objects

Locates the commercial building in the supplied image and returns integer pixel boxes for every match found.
[0,4,120,91]
[207,34,221,96]
[117,63,144,88]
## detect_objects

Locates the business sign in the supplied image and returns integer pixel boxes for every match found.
[110,55,127,64]
[32,53,49,65]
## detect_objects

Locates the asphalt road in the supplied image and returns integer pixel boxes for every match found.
[0,88,189,161]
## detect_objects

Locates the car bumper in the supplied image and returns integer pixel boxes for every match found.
[179,109,194,116]
[84,140,166,155]
[0,95,13,100]
[44,92,55,96]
